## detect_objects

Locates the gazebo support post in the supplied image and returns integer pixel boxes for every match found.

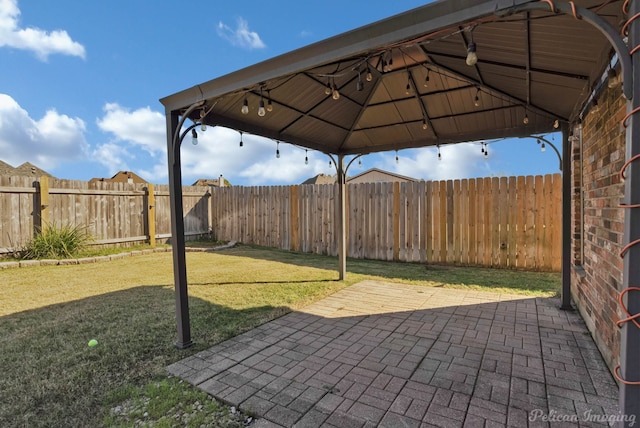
[561,124,573,310]
[166,102,203,350]
[619,0,640,421]
[337,154,346,280]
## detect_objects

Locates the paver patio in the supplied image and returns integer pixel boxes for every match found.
[167,280,620,427]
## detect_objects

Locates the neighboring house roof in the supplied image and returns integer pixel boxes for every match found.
[89,171,147,184]
[192,176,230,187]
[0,160,15,175]
[347,168,417,184]
[301,173,335,185]
[1,161,55,178]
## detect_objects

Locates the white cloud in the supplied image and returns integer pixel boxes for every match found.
[0,0,85,60]
[93,103,331,185]
[96,103,166,157]
[217,18,266,49]
[0,93,88,169]
[92,142,133,176]
[371,143,493,181]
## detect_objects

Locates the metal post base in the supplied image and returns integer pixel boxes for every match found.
[174,340,195,350]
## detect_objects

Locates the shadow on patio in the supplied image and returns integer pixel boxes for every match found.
[168,280,618,428]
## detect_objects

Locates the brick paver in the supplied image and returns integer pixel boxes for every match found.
[168,280,619,427]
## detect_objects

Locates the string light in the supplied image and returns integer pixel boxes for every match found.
[241,95,249,115]
[305,150,309,165]
[357,70,364,91]
[239,131,243,147]
[366,65,373,82]
[325,78,331,95]
[540,141,547,152]
[424,69,430,88]
[422,119,428,130]
[191,129,198,146]
[437,145,442,161]
[474,88,480,107]
[276,141,280,159]
[200,108,207,131]
[466,26,477,66]
[523,112,529,125]
[382,51,394,72]
[466,42,478,66]
[395,150,399,164]
[405,80,411,95]
[591,98,600,113]
[553,119,559,129]
[481,143,485,154]
[267,91,273,112]
[358,157,362,167]
[257,86,266,117]
[607,68,620,89]
[484,147,488,159]
[332,78,340,100]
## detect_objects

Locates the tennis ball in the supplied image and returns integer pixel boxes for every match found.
[88,339,98,347]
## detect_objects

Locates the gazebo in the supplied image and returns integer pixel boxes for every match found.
[160,0,640,419]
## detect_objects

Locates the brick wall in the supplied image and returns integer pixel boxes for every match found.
[571,82,626,372]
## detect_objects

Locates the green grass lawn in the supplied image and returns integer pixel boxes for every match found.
[0,245,560,427]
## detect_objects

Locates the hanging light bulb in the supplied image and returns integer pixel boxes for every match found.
[607,68,620,89]
[200,109,207,131]
[553,119,559,129]
[239,131,243,147]
[241,95,249,115]
[387,54,393,71]
[424,69,430,88]
[358,157,362,167]
[396,151,399,164]
[191,129,198,146]
[541,142,546,152]
[357,71,364,91]
[474,89,480,107]
[592,98,600,113]
[466,42,478,66]
[523,112,529,125]
[481,144,485,154]
[305,150,309,165]
[257,87,266,117]
[332,79,340,100]
[422,119,428,130]
[276,141,280,159]
[267,91,273,112]
[405,81,411,95]
[484,148,488,159]
[325,78,332,95]
[437,145,442,161]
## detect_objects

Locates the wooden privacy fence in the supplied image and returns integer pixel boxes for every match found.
[212,174,562,271]
[0,175,211,253]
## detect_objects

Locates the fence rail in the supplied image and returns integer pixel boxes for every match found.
[211,174,562,271]
[0,175,211,253]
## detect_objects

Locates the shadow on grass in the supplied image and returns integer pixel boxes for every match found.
[0,285,287,428]
[218,244,561,295]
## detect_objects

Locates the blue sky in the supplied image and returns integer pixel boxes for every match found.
[0,0,562,186]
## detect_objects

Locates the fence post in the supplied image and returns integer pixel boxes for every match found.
[39,176,50,231]
[393,181,400,261]
[290,186,300,252]
[147,183,156,247]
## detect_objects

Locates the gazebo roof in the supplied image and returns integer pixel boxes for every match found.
[160,0,625,156]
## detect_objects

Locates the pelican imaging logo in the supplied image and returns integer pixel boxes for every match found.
[529,409,636,426]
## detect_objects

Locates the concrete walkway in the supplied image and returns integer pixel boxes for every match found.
[168,281,619,427]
